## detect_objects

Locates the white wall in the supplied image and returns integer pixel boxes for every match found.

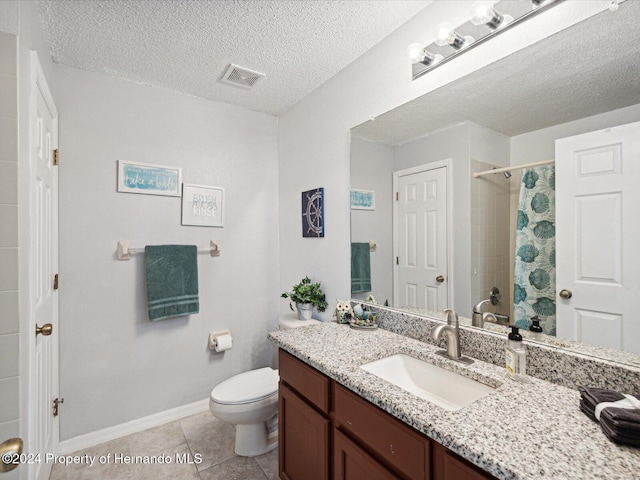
[278,1,612,320]
[510,103,640,166]
[0,31,19,477]
[54,66,279,440]
[350,137,393,305]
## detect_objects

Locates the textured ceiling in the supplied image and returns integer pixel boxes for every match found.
[353,0,640,144]
[39,0,430,115]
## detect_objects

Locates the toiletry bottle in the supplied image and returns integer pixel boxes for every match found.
[506,326,526,380]
[529,316,543,340]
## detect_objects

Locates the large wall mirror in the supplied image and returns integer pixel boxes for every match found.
[349,2,640,365]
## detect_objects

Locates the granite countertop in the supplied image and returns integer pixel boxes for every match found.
[268,322,640,480]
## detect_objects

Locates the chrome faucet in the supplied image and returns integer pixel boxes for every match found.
[472,299,491,327]
[431,309,473,364]
[481,312,498,328]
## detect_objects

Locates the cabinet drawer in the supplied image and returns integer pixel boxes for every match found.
[334,428,401,480]
[334,383,429,480]
[279,349,330,414]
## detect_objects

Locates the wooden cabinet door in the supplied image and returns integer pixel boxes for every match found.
[334,429,401,480]
[432,442,496,480]
[279,382,330,480]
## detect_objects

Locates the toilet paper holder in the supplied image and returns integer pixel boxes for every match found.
[209,330,232,351]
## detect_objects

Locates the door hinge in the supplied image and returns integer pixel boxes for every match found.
[396,256,399,265]
[53,398,64,417]
[53,273,59,290]
[53,149,59,166]
[395,192,399,201]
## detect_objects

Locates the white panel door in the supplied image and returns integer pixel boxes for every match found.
[31,53,59,480]
[394,166,448,310]
[556,121,640,354]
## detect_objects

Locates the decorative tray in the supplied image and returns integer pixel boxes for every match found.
[349,323,378,331]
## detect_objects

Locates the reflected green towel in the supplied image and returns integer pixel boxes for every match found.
[145,245,199,321]
[351,242,371,293]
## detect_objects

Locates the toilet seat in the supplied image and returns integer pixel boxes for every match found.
[211,367,279,405]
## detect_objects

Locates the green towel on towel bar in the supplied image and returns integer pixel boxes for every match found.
[351,242,371,293]
[145,245,199,321]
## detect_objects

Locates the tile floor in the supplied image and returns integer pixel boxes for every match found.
[49,411,278,480]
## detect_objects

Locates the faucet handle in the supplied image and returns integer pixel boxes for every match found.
[444,308,458,327]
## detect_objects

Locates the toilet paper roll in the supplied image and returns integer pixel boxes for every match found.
[214,334,233,352]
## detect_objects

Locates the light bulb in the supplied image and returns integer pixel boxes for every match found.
[434,22,455,47]
[434,22,472,50]
[407,43,443,67]
[407,43,424,62]
[470,2,502,28]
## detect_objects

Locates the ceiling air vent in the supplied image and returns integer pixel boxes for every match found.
[220,64,265,90]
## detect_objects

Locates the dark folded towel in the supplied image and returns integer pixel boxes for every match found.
[578,386,640,448]
[600,417,640,447]
[600,406,640,431]
[578,386,626,415]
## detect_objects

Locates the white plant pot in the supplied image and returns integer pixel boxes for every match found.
[296,303,314,321]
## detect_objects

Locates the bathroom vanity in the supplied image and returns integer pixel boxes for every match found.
[278,348,494,480]
[269,323,640,480]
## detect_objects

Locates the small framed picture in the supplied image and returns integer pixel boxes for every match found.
[182,184,225,227]
[302,188,324,238]
[350,189,375,210]
[117,160,182,197]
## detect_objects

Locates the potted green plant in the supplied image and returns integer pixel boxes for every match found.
[281,276,328,320]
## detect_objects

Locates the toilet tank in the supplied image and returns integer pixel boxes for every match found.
[278,312,321,330]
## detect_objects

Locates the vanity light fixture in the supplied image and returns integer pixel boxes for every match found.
[410,0,563,81]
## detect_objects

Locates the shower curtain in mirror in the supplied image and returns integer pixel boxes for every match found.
[514,165,556,335]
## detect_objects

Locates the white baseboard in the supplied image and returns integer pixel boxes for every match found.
[59,398,210,454]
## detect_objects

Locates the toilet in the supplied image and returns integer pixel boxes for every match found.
[209,314,320,456]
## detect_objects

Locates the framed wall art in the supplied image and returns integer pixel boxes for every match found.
[350,189,375,210]
[117,160,182,197]
[182,184,225,227]
[302,187,324,238]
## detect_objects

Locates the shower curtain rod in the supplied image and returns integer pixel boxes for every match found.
[473,159,555,178]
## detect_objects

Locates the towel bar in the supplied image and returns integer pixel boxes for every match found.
[117,240,220,260]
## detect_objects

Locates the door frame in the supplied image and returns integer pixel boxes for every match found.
[392,159,453,309]
[19,50,60,478]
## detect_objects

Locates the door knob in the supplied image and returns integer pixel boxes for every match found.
[559,289,573,299]
[35,323,53,337]
[436,275,445,283]
[0,437,23,473]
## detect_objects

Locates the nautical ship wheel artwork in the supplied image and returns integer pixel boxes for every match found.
[302,188,324,237]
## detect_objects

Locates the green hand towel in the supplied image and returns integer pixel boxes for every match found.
[351,242,371,293]
[145,245,199,321]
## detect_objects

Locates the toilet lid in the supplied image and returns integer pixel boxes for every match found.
[211,367,279,405]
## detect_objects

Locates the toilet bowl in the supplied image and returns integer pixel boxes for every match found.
[209,367,279,457]
[210,316,321,456]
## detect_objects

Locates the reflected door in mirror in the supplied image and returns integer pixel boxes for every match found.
[395,166,448,310]
[556,121,640,354]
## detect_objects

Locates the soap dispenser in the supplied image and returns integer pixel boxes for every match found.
[529,316,543,340]
[506,326,526,380]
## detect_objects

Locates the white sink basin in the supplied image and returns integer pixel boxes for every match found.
[360,354,496,411]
